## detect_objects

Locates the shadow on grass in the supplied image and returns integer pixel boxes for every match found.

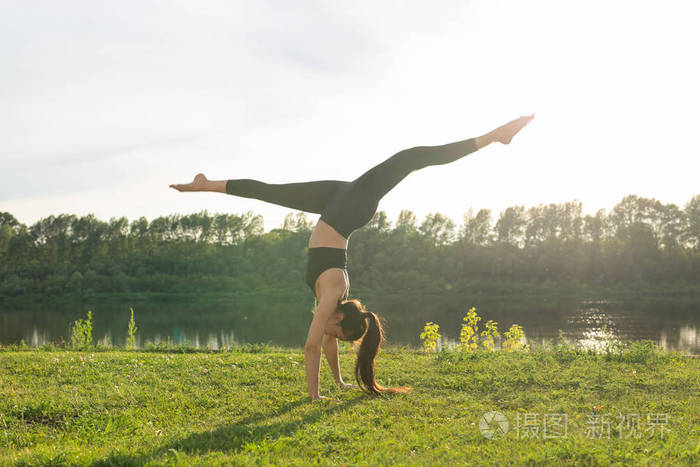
[91,395,365,466]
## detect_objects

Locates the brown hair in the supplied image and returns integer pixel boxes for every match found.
[337,299,412,396]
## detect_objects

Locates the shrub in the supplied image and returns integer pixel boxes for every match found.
[420,322,441,352]
[605,340,663,364]
[503,324,528,352]
[421,306,529,355]
[481,319,500,351]
[460,307,480,351]
[70,310,93,350]
[126,308,138,349]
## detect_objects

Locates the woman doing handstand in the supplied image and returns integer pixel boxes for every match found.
[170,114,534,400]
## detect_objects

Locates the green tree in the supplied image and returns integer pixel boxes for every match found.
[281,212,313,232]
[395,210,417,233]
[495,206,526,247]
[684,195,700,249]
[419,213,455,246]
[460,208,492,246]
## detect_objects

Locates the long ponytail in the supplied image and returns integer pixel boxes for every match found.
[336,303,410,396]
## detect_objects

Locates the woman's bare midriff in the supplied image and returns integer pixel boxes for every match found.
[309,219,348,249]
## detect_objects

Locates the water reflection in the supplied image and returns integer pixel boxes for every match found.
[679,325,697,349]
[1,295,698,354]
[30,325,49,347]
[661,325,698,354]
[16,327,247,351]
[565,307,622,352]
[122,330,241,350]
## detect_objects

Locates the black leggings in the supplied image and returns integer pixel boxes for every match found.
[225,137,477,238]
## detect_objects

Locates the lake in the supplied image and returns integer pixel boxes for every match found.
[1,292,698,354]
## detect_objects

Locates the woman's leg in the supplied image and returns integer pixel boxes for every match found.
[354,115,535,199]
[170,174,348,215]
[225,179,348,214]
[319,138,480,235]
[352,138,477,199]
[318,115,535,238]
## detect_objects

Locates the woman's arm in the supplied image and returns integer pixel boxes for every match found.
[322,334,342,385]
[322,335,359,389]
[304,295,340,400]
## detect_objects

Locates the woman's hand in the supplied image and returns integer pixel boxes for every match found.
[311,395,339,402]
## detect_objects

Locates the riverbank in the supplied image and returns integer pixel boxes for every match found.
[3,283,699,354]
[3,281,699,305]
[1,343,697,465]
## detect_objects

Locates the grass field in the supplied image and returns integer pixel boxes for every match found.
[0,342,698,465]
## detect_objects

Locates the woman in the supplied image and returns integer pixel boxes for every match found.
[170,114,534,399]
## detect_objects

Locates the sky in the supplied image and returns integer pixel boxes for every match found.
[2,0,699,231]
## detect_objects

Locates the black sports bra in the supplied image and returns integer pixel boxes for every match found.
[306,247,348,298]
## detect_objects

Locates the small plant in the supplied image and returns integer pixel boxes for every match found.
[604,340,662,364]
[420,322,441,353]
[422,307,528,355]
[480,319,500,351]
[503,324,528,352]
[126,307,138,349]
[460,307,481,351]
[70,310,93,350]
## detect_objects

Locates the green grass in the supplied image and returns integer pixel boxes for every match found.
[0,343,698,466]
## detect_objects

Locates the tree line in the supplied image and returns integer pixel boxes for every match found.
[1,194,699,298]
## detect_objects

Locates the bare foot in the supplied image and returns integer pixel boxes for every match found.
[493,114,535,144]
[169,173,209,192]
